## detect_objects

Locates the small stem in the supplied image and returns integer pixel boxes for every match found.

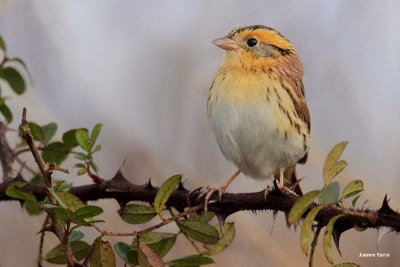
[92,205,202,236]
[169,208,203,255]
[15,156,40,176]
[37,214,50,267]
[86,163,103,184]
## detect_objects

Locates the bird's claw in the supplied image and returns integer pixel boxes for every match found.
[192,186,225,216]
[277,182,299,197]
[263,185,273,200]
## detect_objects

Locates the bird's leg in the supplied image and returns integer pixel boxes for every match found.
[277,168,298,196]
[203,169,241,214]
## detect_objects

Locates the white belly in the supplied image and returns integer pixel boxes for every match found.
[208,73,309,180]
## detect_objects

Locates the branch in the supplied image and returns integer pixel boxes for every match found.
[0,121,14,181]
[1,170,399,236]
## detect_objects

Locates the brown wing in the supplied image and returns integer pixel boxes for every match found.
[278,52,311,132]
[278,52,311,165]
[280,77,311,132]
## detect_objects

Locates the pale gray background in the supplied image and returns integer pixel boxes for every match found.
[0,1,399,266]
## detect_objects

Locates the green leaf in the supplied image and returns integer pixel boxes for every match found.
[323,214,345,264]
[192,212,215,223]
[138,232,176,258]
[300,206,324,255]
[0,103,13,123]
[75,128,90,152]
[74,152,87,160]
[177,220,219,244]
[49,189,68,209]
[0,35,6,51]
[74,163,86,168]
[30,175,44,185]
[56,191,86,212]
[0,67,26,94]
[323,141,348,186]
[42,142,69,165]
[114,242,138,266]
[51,206,71,224]
[93,144,102,153]
[207,222,235,256]
[90,236,116,267]
[9,57,29,73]
[55,180,71,192]
[352,195,361,209]
[42,122,57,144]
[68,231,84,242]
[169,255,214,266]
[5,182,36,202]
[62,129,79,149]
[45,240,91,264]
[28,122,45,142]
[70,219,105,232]
[318,182,339,205]
[77,168,87,175]
[119,204,157,224]
[90,123,103,149]
[24,199,43,215]
[137,240,164,267]
[341,180,364,202]
[288,190,321,224]
[71,205,103,223]
[154,174,181,214]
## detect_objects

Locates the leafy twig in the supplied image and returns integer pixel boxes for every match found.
[91,205,202,237]
[20,108,77,267]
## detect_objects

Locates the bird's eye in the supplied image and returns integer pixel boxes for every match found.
[247,38,258,47]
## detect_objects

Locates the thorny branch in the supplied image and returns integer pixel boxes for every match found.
[0,169,399,238]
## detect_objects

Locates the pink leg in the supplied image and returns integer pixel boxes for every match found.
[277,168,298,196]
[204,170,241,214]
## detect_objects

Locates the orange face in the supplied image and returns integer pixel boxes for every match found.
[213,26,298,71]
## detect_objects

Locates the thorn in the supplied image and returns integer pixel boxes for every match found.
[146,178,153,189]
[18,161,27,175]
[13,171,27,182]
[377,226,393,248]
[118,157,128,171]
[332,229,342,256]
[117,200,127,210]
[111,169,127,182]
[177,179,187,191]
[378,194,396,214]
[270,211,278,236]
[216,213,227,237]
[36,224,56,235]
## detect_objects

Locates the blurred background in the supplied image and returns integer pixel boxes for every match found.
[0,1,399,266]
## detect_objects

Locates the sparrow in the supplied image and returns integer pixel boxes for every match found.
[206,25,310,210]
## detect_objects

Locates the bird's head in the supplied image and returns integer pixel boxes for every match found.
[213,25,300,72]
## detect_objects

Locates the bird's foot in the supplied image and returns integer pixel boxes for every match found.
[263,185,273,200]
[276,179,299,197]
[196,186,226,215]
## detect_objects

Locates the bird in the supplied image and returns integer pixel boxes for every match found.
[205,25,310,211]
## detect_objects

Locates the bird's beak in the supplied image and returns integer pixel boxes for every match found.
[212,36,239,50]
